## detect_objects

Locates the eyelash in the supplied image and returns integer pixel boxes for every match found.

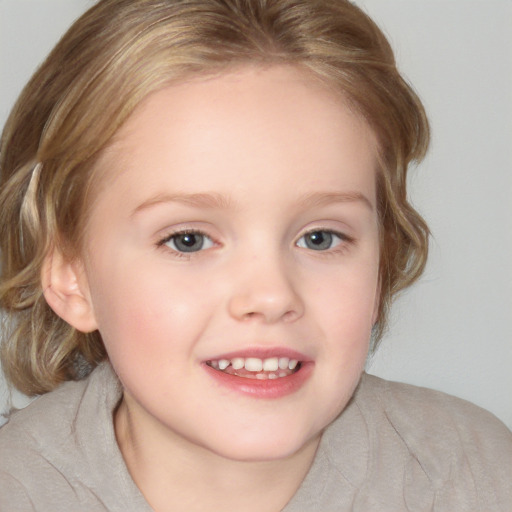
[296,228,354,254]
[156,229,216,258]
[156,227,354,257]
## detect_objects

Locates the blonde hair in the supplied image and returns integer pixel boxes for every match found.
[0,0,429,395]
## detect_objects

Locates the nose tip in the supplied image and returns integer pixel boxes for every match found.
[227,268,304,324]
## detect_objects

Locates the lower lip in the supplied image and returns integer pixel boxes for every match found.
[203,362,314,399]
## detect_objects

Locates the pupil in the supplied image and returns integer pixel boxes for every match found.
[306,231,332,250]
[181,234,196,246]
[175,233,203,252]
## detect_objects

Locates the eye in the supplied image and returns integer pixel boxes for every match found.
[296,230,344,251]
[160,231,214,253]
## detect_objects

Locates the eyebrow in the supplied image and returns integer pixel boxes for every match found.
[132,192,235,216]
[132,190,373,216]
[296,191,374,211]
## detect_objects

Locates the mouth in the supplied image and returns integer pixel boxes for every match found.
[206,356,301,380]
[203,351,313,398]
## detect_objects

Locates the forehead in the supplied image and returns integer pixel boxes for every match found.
[92,65,378,209]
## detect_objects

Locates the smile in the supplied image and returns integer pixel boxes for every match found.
[203,350,313,399]
[206,356,301,380]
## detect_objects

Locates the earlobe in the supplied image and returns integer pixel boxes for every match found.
[41,248,98,333]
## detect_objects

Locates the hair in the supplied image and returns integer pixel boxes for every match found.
[0,0,429,396]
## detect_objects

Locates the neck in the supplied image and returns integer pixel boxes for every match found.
[115,396,320,512]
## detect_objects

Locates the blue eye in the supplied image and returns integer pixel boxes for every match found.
[162,232,214,253]
[297,230,343,251]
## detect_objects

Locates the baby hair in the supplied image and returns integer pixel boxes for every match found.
[0,0,429,395]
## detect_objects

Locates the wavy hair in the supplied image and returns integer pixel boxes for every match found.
[0,0,429,395]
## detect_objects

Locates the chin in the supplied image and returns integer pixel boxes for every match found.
[202,423,321,463]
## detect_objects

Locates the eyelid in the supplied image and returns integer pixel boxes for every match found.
[156,226,219,258]
[156,228,210,246]
[297,226,353,242]
[155,221,217,243]
[295,227,355,252]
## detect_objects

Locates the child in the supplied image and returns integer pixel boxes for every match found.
[0,0,510,510]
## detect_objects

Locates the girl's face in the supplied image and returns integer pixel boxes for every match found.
[78,65,380,461]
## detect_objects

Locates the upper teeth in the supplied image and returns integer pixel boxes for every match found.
[211,357,299,372]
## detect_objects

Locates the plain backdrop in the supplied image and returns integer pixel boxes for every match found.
[0,0,511,429]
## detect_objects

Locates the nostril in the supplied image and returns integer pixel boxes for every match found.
[282,309,300,323]
[242,311,264,321]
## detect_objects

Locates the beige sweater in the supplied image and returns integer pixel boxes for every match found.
[1,363,511,511]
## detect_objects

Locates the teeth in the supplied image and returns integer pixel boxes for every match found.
[231,357,244,370]
[218,359,230,370]
[278,357,290,370]
[245,358,263,372]
[209,356,302,377]
[263,357,279,371]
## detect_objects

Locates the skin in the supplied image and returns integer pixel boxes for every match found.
[56,65,381,511]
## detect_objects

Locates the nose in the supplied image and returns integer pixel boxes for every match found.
[227,254,305,324]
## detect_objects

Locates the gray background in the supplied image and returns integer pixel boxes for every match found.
[1,0,511,428]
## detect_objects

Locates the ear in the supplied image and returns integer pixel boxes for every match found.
[41,247,98,333]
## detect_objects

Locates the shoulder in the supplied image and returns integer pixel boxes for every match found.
[354,373,512,509]
[0,375,90,466]
[286,375,511,511]
[0,377,87,509]
[0,366,99,469]
[0,363,128,510]
[358,373,512,451]
[0,362,118,450]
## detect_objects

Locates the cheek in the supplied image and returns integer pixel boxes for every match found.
[308,260,378,368]
[310,258,379,323]
[86,261,212,357]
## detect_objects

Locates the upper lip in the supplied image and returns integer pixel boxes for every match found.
[203,347,313,362]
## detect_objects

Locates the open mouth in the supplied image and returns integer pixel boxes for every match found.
[206,356,302,380]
